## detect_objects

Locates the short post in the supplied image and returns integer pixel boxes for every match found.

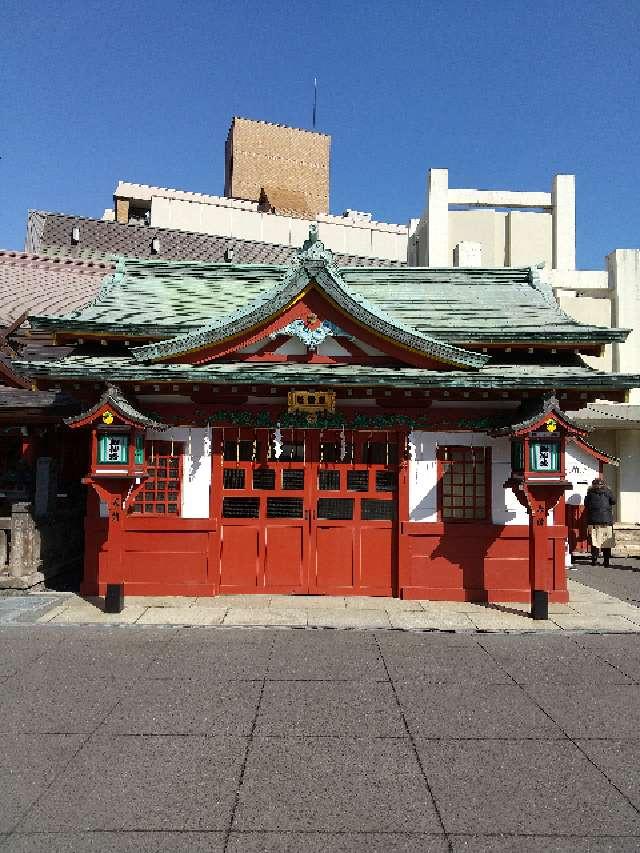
[0,528,7,568]
[105,582,124,613]
[532,589,549,621]
[8,501,41,579]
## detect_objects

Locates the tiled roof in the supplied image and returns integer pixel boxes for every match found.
[66,384,165,429]
[0,386,76,412]
[340,267,628,344]
[14,354,640,393]
[26,211,405,268]
[568,403,640,426]
[29,255,628,347]
[0,249,112,327]
[132,234,487,370]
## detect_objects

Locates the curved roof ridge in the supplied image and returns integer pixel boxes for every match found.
[131,230,488,370]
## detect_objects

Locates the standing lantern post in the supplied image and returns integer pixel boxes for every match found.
[500,401,576,620]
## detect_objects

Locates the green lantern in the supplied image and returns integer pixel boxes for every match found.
[97,434,129,464]
[511,440,524,472]
[529,440,560,472]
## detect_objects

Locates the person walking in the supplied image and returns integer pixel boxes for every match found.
[584,478,616,567]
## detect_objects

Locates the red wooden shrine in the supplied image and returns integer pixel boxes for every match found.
[14,228,632,602]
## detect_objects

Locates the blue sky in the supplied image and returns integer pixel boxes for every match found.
[2,0,638,269]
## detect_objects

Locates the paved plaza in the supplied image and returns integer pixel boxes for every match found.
[1,623,640,851]
[2,560,640,851]
[1,576,638,633]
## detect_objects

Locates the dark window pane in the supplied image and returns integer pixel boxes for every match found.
[317,498,354,520]
[347,470,368,492]
[223,497,260,518]
[224,440,256,462]
[282,469,304,490]
[376,471,396,492]
[223,469,246,490]
[268,441,304,461]
[267,497,304,518]
[318,470,340,491]
[168,504,178,514]
[252,469,276,490]
[320,442,353,463]
[361,498,396,520]
[362,442,397,465]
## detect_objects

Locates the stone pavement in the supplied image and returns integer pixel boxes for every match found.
[569,554,640,608]
[11,578,639,632]
[1,624,640,851]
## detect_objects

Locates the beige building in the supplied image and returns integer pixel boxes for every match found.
[224,117,330,218]
[409,167,640,543]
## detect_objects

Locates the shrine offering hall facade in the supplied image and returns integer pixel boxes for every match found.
[15,231,638,602]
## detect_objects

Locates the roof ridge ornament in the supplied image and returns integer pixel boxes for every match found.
[295,224,335,265]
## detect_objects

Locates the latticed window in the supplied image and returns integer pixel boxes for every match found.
[131,441,182,515]
[439,446,490,522]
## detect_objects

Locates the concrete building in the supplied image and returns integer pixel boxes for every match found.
[408,168,575,270]
[106,181,409,264]
[409,168,640,546]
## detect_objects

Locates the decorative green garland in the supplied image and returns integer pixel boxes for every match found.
[201,410,494,430]
[147,407,495,431]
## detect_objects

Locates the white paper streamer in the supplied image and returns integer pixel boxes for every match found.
[274,423,283,459]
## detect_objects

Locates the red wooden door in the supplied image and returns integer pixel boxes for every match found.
[311,431,397,596]
[215,428,398,595]
[217,428,308,594]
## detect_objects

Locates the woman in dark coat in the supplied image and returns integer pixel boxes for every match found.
[584,478,616,566]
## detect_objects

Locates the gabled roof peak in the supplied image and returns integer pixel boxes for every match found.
[131,234,488,370]
[65,384,165,430]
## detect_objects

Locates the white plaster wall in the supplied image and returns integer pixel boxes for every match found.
[317,338,352,356]
[610,250,640,395]
[408,432,528,525]
[448,210,505,267]
[274,338,307,356]
[146,427,212,519]
[150,193,408,262]
[507,211,552,268]
[616,430,640,523]
[589,430,618,505]
[555,290,613,371]
[564,441,600,508]
[564,441,601,565]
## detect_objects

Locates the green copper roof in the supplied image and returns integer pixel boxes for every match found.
[131,232,486,370]
[14,354,640,393]
[28,251,628,348]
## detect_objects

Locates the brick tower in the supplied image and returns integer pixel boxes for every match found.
[224,117,330,219]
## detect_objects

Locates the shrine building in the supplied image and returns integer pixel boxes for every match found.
[13,229,638,603]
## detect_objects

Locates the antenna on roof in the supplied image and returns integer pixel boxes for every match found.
[312,77,317,130]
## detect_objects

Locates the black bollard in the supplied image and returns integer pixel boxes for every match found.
[105,583,125,614]
[531,589,549,621]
